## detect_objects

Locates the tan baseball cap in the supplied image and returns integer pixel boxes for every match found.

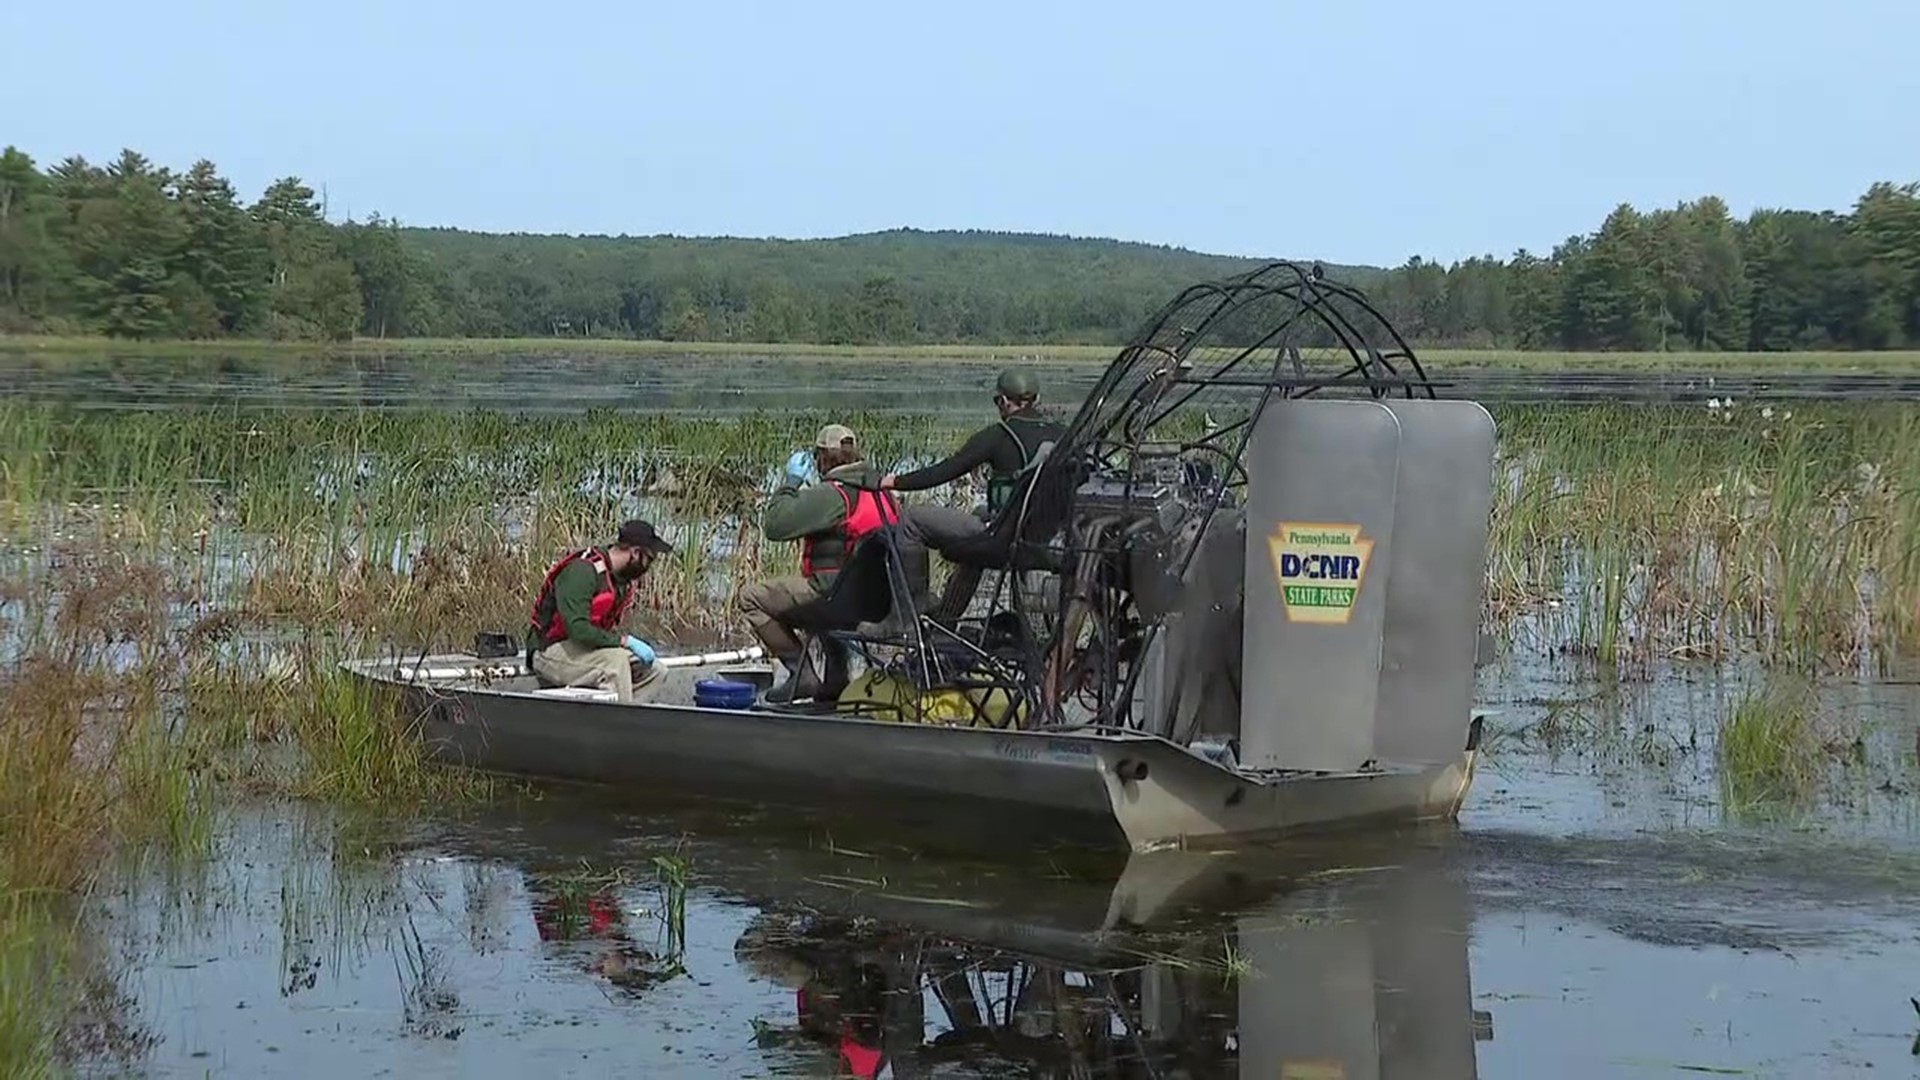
[814,423,858,449]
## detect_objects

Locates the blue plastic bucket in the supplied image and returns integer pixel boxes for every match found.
[694,678,757,710]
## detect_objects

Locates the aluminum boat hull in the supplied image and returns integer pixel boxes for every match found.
[345,654,1484,853]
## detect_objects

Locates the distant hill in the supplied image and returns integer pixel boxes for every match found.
[6,145,1913,351]
[397,226,1386,344]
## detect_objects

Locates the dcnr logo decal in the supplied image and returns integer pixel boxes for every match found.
[1268,523,1374,624]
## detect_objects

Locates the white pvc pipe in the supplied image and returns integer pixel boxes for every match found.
[658,645,766,668]
[395,644,765,682]
[398,663,526,680]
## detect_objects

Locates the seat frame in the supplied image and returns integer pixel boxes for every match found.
[777,490,1035,727]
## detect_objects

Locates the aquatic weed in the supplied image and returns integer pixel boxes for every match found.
[7,400,1919,670]
[652,850,691,959]
[0,893,157,1079]
[0,648,216,895]
[277,652,493,806]
[1718,683,1827,809]
[0,896,64,1080]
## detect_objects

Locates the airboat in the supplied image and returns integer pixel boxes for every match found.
[345,262,1500,853]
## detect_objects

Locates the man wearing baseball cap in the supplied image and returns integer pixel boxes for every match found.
[525,518,674,702]
[880,367,1063,546]
[742,422,899,703]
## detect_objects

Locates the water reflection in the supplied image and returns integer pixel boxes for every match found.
[432,799,1490,1078]
[0,351,1100,414]
[718,849,1485,1078]
[9,348,1920,412]
[96,796,1489,1077]
[524,860,691,998]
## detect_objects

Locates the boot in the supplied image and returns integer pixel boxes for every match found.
[766,651,822,705]
[816,636,851,704]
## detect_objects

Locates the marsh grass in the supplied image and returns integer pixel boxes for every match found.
[0,549,484,904]
[651,850,691,964]
[528,853,693,983]
[1,405,967,648]
[1490,403,1920,673]
[0,650,217,895]
[0,563,494,1071]
[282,659,493,806]
[5,401,1919,669]
[1717,682,1860,811]
[0,662,187,1075]
[0,896,64,1080]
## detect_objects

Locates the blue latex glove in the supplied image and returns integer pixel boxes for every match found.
[622,635,656,665]
[783,449,817,485]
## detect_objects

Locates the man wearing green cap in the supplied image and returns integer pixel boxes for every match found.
[741,422,899,703]
[882,367,1065,547]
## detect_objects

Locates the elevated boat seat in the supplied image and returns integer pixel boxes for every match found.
[785,524,930,638]
[780,520,1028,726]
[929,448,1084,622]
[781,523,930,700]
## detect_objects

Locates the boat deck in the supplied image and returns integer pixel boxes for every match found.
[364,650,781,709]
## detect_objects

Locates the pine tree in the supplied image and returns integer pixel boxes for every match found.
[174,161,266,333]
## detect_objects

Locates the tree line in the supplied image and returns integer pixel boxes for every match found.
[2,146,1916,350]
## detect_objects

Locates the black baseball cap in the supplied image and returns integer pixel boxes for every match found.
[615,519,674,555]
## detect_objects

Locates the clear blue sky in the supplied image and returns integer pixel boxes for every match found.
[7,0,1916,267]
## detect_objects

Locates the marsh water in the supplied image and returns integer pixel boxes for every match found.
[9,347,1920,412]
[10,346,1920,1078]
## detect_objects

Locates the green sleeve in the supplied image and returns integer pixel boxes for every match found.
[762,481,852,542]
[891,425,1001,491]
[552,559,625,650]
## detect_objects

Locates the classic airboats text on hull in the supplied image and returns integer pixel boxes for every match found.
[344,262,1501,852]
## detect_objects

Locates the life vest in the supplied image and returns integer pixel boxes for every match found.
[794,987,884,1080]
[528,547,634,644]
[533,893,621,941]
[801,483,900,579]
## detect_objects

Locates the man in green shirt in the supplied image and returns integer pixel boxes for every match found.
[526,519,674,702]
[881,367,1064,550]
[741,423,898,703]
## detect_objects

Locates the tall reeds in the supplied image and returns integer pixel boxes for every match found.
[0,895,65,1080]
[1490,402,1920,673]
[0,560,216,895]
[1,405,964,649]
[5,401,1918,668]
[0,560,219,1076]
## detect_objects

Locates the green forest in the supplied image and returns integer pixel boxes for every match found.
[2,146,1917,351]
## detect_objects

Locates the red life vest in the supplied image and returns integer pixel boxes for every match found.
[794,987,883,1080]
[529,547,634,644]
[533,893,621,941]
[801,483,900,577]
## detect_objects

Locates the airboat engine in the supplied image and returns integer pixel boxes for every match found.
[1065,445,1248,748]
[1038,261,1498,777]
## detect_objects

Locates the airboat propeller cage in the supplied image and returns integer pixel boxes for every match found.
[1045,260,1496,771]
[1240,399,1496,771]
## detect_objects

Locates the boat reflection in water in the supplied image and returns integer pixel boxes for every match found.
[450,802,1491,1078]
[732,846,1486,1077]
